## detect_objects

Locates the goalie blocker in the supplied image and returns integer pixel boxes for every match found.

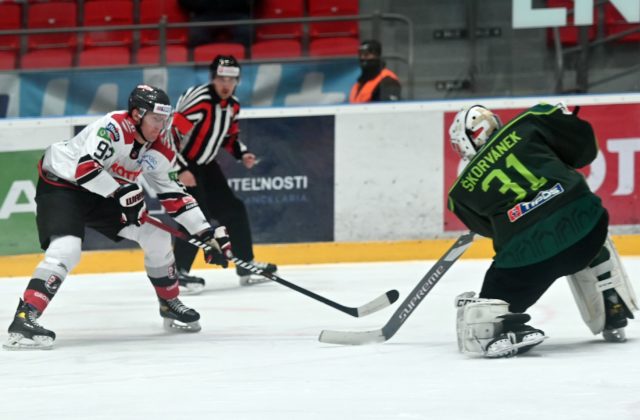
[567,237,638,342]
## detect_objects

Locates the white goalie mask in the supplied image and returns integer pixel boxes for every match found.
[449,105,502,160]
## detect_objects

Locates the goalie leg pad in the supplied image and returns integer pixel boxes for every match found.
[455,292,546,358]
[604,237,638,314]
[456,294,510,354]
[567,239,637,335]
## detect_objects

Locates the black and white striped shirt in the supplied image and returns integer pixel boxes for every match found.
[172,83,247,168]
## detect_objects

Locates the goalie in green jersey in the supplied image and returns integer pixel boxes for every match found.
[448,103,637,358]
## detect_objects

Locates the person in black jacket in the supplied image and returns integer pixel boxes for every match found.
[171,55,277,293]
[449,103,636,358]
[178,0,252,48]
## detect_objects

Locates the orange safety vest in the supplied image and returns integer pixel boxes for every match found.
[349,68,399,103]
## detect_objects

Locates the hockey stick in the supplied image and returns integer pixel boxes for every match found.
[142,214,400,318]
[319,232,475,345]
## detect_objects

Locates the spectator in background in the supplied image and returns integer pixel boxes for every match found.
[179,0,253,48]
[349,40,401,103]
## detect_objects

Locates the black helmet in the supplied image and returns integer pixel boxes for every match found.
[128,84,172,117]
[359,40,382,56]
[209,55,241,78]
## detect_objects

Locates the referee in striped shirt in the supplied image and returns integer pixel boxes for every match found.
[170,55,278,292]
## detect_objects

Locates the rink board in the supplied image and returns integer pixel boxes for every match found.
[1,234,639,277]
[1,94,640,275]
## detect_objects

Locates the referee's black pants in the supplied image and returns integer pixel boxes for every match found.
[174,160,255,274]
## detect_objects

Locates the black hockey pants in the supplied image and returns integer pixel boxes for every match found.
[480,211,609,313]
[174,160,255,273]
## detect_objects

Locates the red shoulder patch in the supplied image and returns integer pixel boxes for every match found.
[150,136,176,162]
[110,112,138,145]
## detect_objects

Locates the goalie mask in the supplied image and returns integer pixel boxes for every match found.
[449,105,502,160]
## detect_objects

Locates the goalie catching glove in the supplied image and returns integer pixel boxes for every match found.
[194,226,232,268]
[114,183,146,226]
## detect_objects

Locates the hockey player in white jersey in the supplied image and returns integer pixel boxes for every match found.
[4,85,231,350]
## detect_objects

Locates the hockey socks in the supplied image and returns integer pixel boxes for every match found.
[149,274,201,332]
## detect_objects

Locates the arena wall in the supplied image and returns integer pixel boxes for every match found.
[1,93,639,275]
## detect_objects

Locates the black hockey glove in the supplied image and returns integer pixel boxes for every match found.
[195,226,232,268]
[114,183,146,226]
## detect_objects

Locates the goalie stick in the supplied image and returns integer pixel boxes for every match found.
[319,232,475,345]
[142,214,400,318]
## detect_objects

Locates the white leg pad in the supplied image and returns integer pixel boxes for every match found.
[567,237,638,335]
[605,237,638,313]
[456,293,510,354]
[567,269,606,335]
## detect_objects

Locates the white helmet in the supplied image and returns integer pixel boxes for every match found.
[449,105,502,160]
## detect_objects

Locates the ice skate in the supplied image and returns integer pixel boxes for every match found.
[158,297,201,332]
[177,269,205,295]
[237,260,277,286]
[602,292,628,343]
[603,328,626,343]
[484,325,546,358]
[3,299,55,350]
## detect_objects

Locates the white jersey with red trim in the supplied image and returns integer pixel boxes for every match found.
[41,110,210,234]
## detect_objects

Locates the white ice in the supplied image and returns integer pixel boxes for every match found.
[1,258,639,420]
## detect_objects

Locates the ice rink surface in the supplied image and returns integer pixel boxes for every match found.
[1,258,639,420]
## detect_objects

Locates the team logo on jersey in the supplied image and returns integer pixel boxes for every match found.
[507,183,565,222]
[106,122,120,142]
[45,274,63,294]
[141,154,158,170]
[168,265,177,280]
[110,162,142,181]
[97,127,111,142]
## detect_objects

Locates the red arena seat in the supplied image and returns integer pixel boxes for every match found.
[0,51,17,70]
[251,40,302,59]
[83,1,134,48]
[255,0,304,41]
[193,43,246,63]
[137,45,188,64]
[27,2,78,49]
[0,3,21,52]
[78,47,131,67]
[139,0,188,46]
[309,37,359,56]
[308,0,359,40]
[21,48,73,69]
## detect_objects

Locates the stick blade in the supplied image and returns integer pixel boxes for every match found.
[318,328,387,345]
[356,289,399,317]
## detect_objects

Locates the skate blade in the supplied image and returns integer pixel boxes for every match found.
[603,328,626,343]
[163,318,201,333]
[485,334,547,358]
[178,283,205,295]
[239,275,273,287]
[3,333,54,350]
